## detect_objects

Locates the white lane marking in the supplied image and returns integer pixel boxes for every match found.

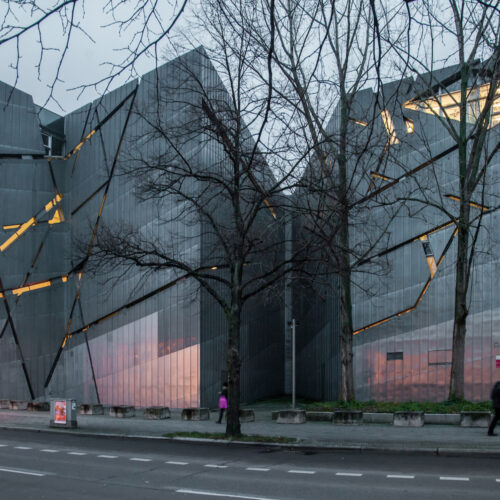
[387,474,415,479]
[176,489,277,500]
[68,452,87,456]
[97,455,117,459]
[288,469,316,475]
[41,449,59,453]
[246,468,270,472]
[14,446,31,450]
[0,466,45,477]
[166,461,188,465]
[440,476,469,482]
[130,458,152,462]
[336,472,363,477]
[205,464,228,469]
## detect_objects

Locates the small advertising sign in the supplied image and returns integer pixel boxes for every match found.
[496,356,500,368]
[54,400,67,424]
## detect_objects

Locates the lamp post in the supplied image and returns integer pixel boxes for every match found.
[288,319,299,409]
[291,318,296,409]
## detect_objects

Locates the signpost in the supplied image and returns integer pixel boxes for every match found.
[287,318,299,409]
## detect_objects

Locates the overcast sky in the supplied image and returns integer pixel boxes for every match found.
[0,1,191,114]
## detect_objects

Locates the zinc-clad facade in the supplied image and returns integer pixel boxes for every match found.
[344,68,500,402]
[0,48,284,407]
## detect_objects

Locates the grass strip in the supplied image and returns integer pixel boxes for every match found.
[251,396,492,414]
[163,431,298,444]
[303,400,492,414]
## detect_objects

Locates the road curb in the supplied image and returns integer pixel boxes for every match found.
[2,424,500,457]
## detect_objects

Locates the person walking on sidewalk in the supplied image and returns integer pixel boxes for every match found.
[216,382,228,424]
[488,381,500,436]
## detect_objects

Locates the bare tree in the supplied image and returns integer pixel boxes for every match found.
[390,0,500,400]
[89,0,313,437]
[0,0,188,109]
[251,0,405,401]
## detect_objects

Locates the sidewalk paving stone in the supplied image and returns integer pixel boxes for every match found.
[0,408,499,457]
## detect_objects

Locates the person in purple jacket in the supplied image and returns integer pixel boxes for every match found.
[216,382,228,424]
[488,381,500,436]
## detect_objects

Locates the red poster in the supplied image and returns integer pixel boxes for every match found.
[54,400,67,424]
[496,356,500,368]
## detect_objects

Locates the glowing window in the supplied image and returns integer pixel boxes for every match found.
[349,117,368,127]
[380,110,399,145]
[404,82,500,128]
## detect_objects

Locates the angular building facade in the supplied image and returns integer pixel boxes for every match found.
[2,51,499,406]
[0,48,283,407]
[292,62,500,402]
[348,66,500,402]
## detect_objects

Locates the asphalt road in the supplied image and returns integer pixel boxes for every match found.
[0,429,499,500]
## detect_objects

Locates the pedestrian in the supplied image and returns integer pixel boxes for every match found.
[216,382,228,424]
[488,381,500,436]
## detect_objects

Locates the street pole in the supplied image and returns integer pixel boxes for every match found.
[292,318,296,409]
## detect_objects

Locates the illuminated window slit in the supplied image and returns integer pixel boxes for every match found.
[419,236,437,278]
[446,194,489,211]
[371,172,393,182]
[356,143,459,206]
[0,217,37,252]
[349,118,368,127]
[12,280,52,297]
[0,194,63,252]
[380,110,399,145]
[354,228,457,335]
[403,82,500,128]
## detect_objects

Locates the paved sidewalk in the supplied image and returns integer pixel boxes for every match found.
[1,408,499,457]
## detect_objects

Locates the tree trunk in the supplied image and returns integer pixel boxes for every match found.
[449,63,471,401]
[449,206,470,400]
[226,276,242,437]
[338,94,355,401]
[339,214,355,401]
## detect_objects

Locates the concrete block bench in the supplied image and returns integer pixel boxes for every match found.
[333,410,363,425]
[109,405,135,418]
[363,412,393,424]
[0,399,9,409]
[144,406,171,420]
[306,411,333,422]
[460,411,491,427]
[276,409,306,424]
[393,411,424,427]
[9,400,28,410]
[27,401,49,411]
[79,404,104,415]
[181,408,210,421]
[424,413,461,425]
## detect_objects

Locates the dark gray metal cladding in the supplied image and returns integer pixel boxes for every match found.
[0,82,46,156]
[0,48,284,408]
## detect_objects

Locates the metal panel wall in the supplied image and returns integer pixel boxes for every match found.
[349,78,500,402]
[48,51,205,407]
[0,82,45,155]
